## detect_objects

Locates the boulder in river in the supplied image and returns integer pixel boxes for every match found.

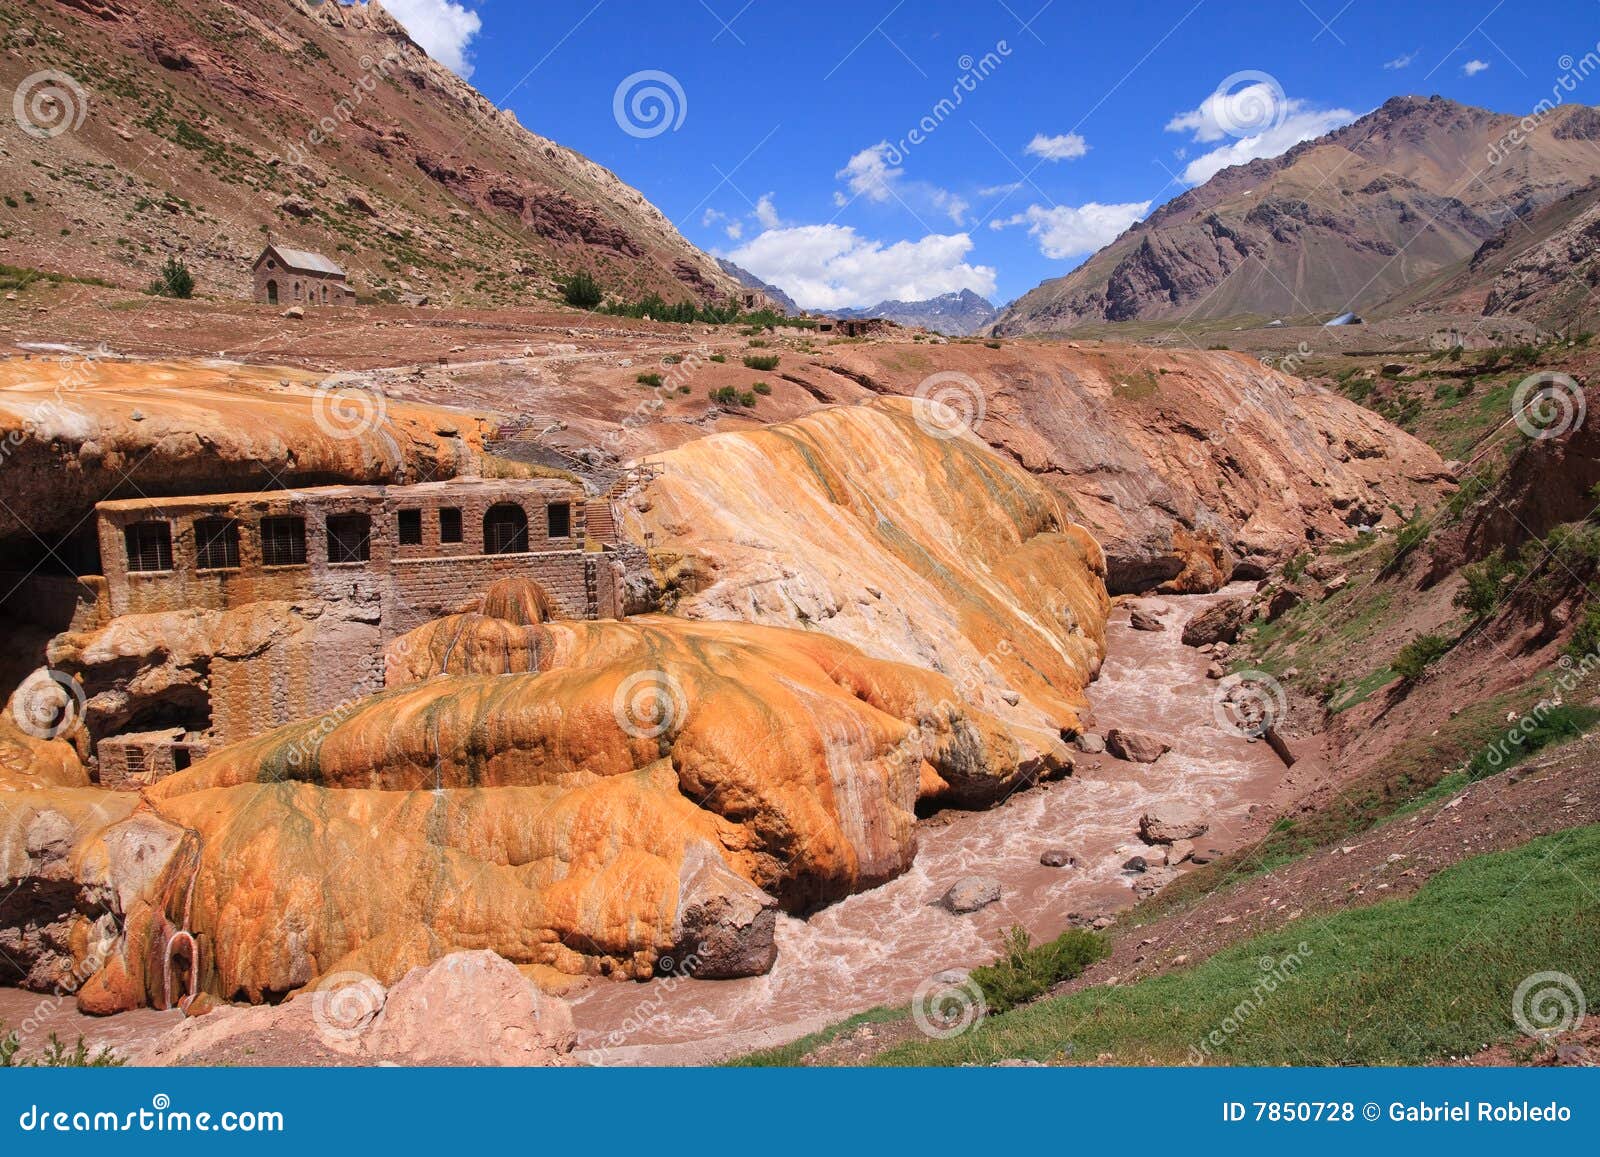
[940,877,1002,913]
[1140,806,1210,844]
[1129,610,1165,632]
[1181,597,1248,646]
[1040,849,1078,868]
[1106,728,1171,764]
[1074,731,1106,754]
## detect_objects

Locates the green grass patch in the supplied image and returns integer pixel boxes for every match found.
[635,372,664,387]
[970,927,1110,1014]
[725,1006,908,1067]
[743,353,780,371]
[872,825,1600,1066]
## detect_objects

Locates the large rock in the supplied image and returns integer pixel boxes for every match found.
[0,358,494,544]
[940,877,1002,913]
[1182,597,1248,646]
[1106,728,1172,764]
[1129,610,1165,632]
[136,951,576,1067]
[1140,806,1210,844]
[368,951,576,1065]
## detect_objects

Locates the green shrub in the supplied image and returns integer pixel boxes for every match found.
[743,353,780,371]
[985,340,1002,349]
[1282,551,1312,582]
[739,391,757,407]
[752,381,771,395]
[1,1025,122,1067]
[146,255,194,299]
[1393,633,1453,682]
[560,270,603,308]
[709,385,740,405]
[969,926,1110,1015]
[1454,550,1518,619]
[709,354,726,363]
[635,372,663,387]
[1568,601,1600,660]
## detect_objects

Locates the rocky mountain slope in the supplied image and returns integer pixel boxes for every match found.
[835,289,998,335]
[0,0,735,306]
[1377,178,1600,328]
[994,96,1600,334]
[716,259,799,315]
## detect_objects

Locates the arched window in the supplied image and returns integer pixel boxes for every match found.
[483,504,528,554]
[266,280,278,305]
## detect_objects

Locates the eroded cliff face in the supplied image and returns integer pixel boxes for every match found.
[0,357,490,544]
[620,398,1110,736]
[761,348,1451,593]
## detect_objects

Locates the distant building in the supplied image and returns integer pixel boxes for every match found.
[252,243,356,306]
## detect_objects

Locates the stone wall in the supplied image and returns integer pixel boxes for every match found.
[74,479,625,767]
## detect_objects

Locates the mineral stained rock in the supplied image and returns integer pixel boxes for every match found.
[622,397,1110,738]
[1,400,1109,1012]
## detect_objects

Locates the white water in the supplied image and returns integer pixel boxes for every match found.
[569,586,1284,1064]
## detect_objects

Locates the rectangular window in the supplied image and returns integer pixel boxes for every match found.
[194,518,240,570]
[547,502,572,539]
[439,507,463,544]
[124,521,173,573]
[397,508,423,546]
[327,514,372,564]
[260,516,307,567]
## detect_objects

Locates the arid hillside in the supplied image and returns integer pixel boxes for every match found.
[0,0,734,307]
[995,96,1600,334]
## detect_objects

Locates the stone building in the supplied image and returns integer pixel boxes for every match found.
[251,243,356,306]
[76,478,628,785]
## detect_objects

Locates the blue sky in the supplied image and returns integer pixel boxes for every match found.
[381,0,1600,309]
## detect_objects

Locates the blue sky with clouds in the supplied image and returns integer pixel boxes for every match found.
[380,0,1599,309]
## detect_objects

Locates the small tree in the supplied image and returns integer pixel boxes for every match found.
[147,256,194,299]
[561,270,602,309]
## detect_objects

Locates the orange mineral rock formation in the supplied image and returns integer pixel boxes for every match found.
[621,397,1110,737]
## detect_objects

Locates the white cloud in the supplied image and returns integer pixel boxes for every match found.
[978,181,1023,197]
[725,224,996,310]
[385,0,483,77]
[725,221,744,240]
[1165,84,1357,185]
[1384,49,1418,70]
[991,201,1150,260]
[753,193,781,230]
[1024,132,1088,161]
[701,208,725,227]
[837,143,902,203]
[835,142,969,224]
[1463,58,1490,76]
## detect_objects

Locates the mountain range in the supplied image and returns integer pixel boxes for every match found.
[993,96,1600,335]
[834,289,998,336]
